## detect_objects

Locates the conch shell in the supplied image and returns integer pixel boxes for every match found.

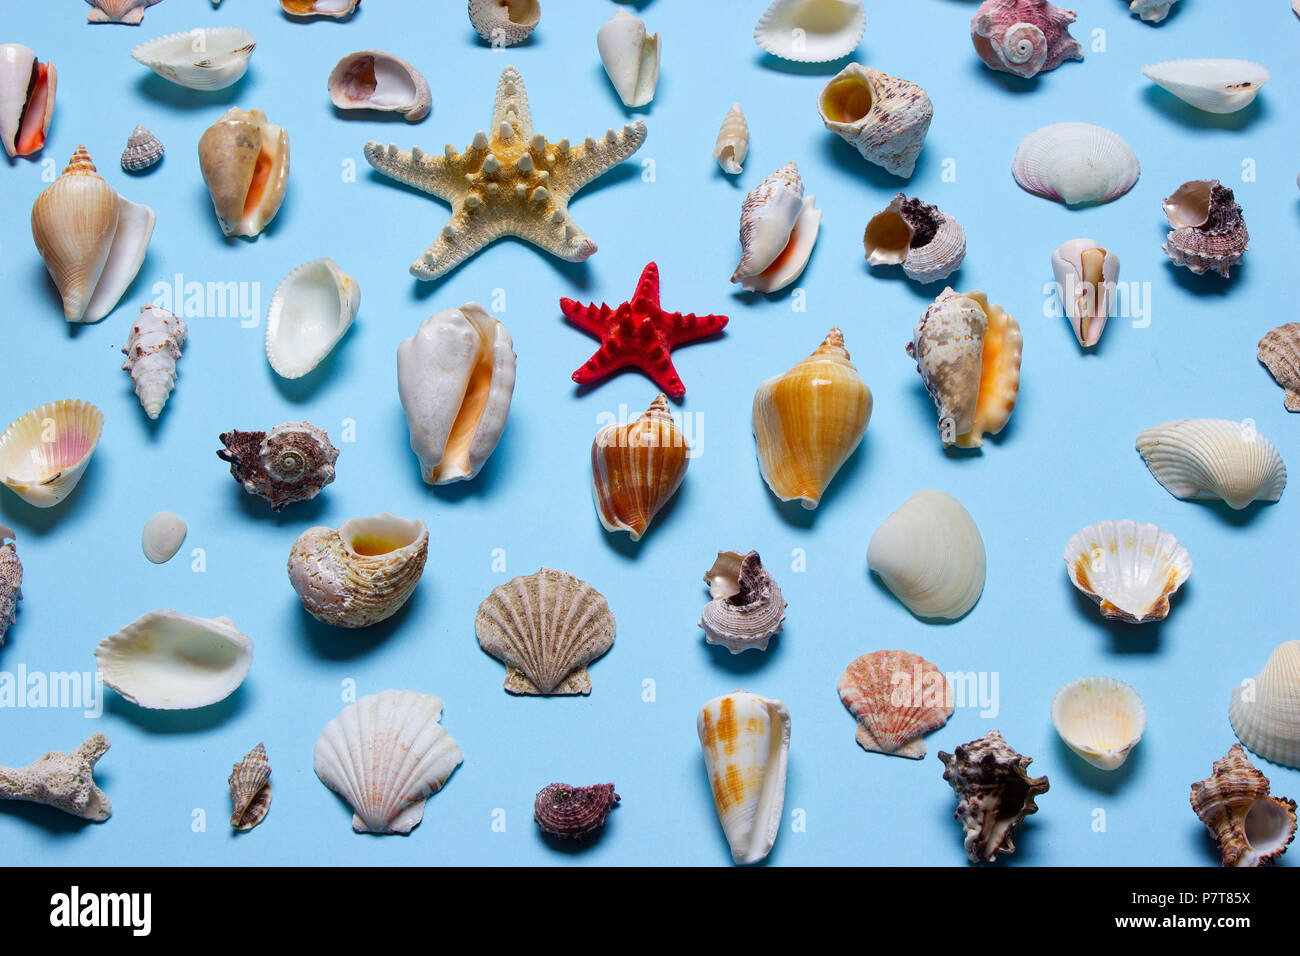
[1190,745,1296,867]
[1161,179,1249,278]
[217,421,338,511]
[121,305,187,420]
[712,102,748,175]
[469,0,541,47]
[198,107,289,238]
[1051,238,1119,347]
[863,193,965,283]
[817,63,932,178]
[837,650,953,759]
[0,399,103,509]
[971,0,1083,78]
[938,729,1049,863]
[1258,323,1300,412]
[597,9,660,108]
[699,550,787,654]
[0,526,21,645]
[0,43,56,158]
[1136,419,1285,510]
[1229,640,1300,770]
[591,394,688,541]
[731,161,821,293]
[229,742,271,831]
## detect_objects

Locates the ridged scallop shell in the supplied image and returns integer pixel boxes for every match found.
[469,0,541,47]
[533,783,619,839]
[141,511,186,564]
[818,64,932,179]
[731,161,821,293]
[1130,0,1180,21]
[120,124,163,172]
[288,514,428,628]
[265,259,359,380]
[863,193,965,283]
[95,609,254,710]
[122,305,186,420]
[712,102,748,175]
[228,743,271,831]
[217,421,338,511]
[131,28,256,91]
[0,43,56,159]
[753,0,865,62]
[475,568,616,696]
[939,729,1049,863]
[1191,745,1296,867]
[86,0,161,24]
[597,9,659,108]
[0,526,22,646]
[282,0,360,18]
[1012,123,1138,206]
[313,690,463,834]
[1136,419,1285,510]
[1230,641,1300,770]
[1051,238,1119,348]
[1161,180,1249,278]
[1258,323,1300,412]
[837,650,953,759]
[198,107,289,238]
[328,50,430,122]
[1064,519,1191,624]
[1142,59,1269,114]
[971,0,1082,78]
[0,399,103,509]
[591,394,688,540]
[699,551,787,654]
[1051,676,1147,771]
[868,489,986,621]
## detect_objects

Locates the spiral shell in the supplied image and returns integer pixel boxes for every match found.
[699,550,787,654]
[0,526,21,646]
[939,730,1049,863]
[217,422,338,511]
[228,743,271,831]
[1191,745,1296,867]
[1161,180,1249,278]
[863,193,965,283]
[817,64,932,179]
[591,394,688,541]
[971,0,1082,78]
[120,124,163,173]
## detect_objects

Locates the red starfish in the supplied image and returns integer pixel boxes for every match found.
[562,262,728,400]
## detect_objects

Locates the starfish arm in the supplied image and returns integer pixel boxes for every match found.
[364,141,461,203]
[663,311,730,347]
[563,121,648,194]
[517,204,596,262]
[409,206,498,280]
[560,301,614,339]
[632,261,661,307]
[492,67,534,142]
[572,342,685,400]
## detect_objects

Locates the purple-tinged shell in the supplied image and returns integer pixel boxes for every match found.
[971,0,1083,78]
[1161,180,1249,278]
[534,782,619,839]
[217,421,338,511]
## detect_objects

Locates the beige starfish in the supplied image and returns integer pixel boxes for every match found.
[365,66,648,280]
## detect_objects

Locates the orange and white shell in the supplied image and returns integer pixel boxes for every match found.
[731,161,821,293]
[198,107,289,238]
[591,394,688,540]
[837,650,953,759]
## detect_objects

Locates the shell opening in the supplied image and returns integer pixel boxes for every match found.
[438,340,494,481]
[244,146,275,220]
[819,73,872,123]
[15,59,54,156]
[339,515,424,557]
[1164,180,1214,229]
[1244,798,1293,855]
[503,0,541,25]
[335,55,416,110]
[864,210,912,264]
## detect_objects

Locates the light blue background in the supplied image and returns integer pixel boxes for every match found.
[1,0,1295,866]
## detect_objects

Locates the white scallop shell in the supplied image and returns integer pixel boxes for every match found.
[597,9,659,108]
[265,259,360,380]
[130,28,256,91]
[1051,238,1119,348]
[327,50,430,122]
[0,400,103,509]
[713,102,748,175]
[1230,641,1300,769]
[1141,59,1270,114]
[1051,676,1147,771]
[1136,419,1286,510]
[1012,122,1140,206]
[753,0,865,63]
[1064,519,1191,624]
[141,511,186,564]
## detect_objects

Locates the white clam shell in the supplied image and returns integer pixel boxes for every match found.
[1142,59,1270,114]
[265,258,359,379]
[1136,419,1286,510]
[1064,520,1191,624]
[1012,122,1140,206]
[1230,641,1300,769]
[327,50,430,122]
[597,8,660,108]
[131,28,256,91]
[95,610,253,710]
[141,511,187,564]
[753,0,865,63]
[712,102,748,175]
[731,161,821,293]
[1051,676,1147,771]
[1051,238,1119,348]
[0,400,103,509]
[0,43,55,159]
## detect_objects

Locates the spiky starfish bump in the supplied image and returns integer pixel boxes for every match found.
[562,262,729,400]
[364,66,648,280]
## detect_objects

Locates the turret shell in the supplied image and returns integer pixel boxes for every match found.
[121,305,187,419]
[712,102,748,175]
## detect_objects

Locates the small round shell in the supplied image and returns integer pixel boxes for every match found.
[141,511,187,564]
[120,124,163,173]
[533,782,619,839]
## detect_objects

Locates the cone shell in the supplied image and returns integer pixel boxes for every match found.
[131,28,256,91]
[0,527,22,646]
[817,63,932,178]
[837,650,953,759]
[1142,59,1269,114]
[1258,323,1300,412]
[712,102,748,175]
[120,124,163,172]
[868,489,985,621]
[533,783,619,839]
[1136,419,1285,510]
[731,161,821,293]
[863,193,965,283]
[1230,641,1300,769]
[938,729,1049,863]
[698,551,787,654]
[591,394,688,540]
[469,0,541,47]
[0,43,56,158]
[597,9,660,108]
[0,399,103,508]
[1051,238,1119,348]
[1051,676,1147,771]
[198,107,289,238]
[122,305,187,420]
[1012,123,1138,206]
[971,0,1083,78]
[281,0,360,18]
[697,690,790,865]
[475,568,616,695]
[265,258,359,379]
[1190,745,1296,866]
[228,743,271,831]
[753,328,872,509]
[1161,180,1249,278]
[327,50,430,122]
[217,421,338,510]
[1064,519,1191,624]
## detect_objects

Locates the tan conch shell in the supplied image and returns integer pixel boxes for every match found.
[591,394,688,541]
[0,733,110,822]
[712,102,748,175]
[0,526,21,645]
[121,305,187,420]
[1161,180,1249,278]
[0,399,103,509]
[939,729,1049,863]
[1258,323,1300,412]
[229,742,271,831]
[817,64,932,178]
[838,650,953,759]
[217,421,338,511]
[288,514,428,628]
[1191,745,1296,867]
[0,43,56,158]
[863,193,965,283]
[469,0,541,47]
[753,328,872,509]
[699,550,787,654]
[1230,640,1300,770]
[198,107,289,238]
[731,161,821,293]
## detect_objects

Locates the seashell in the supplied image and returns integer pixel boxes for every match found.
[0,44,55,159]
[121,305,187,419]
[837,650,953,759]
[1142,59,1269,115]
[469,0,541,47]
[265,258,359,380]
[131,28,256,91]
[397,303,516,484]
[141,511,186,564]
[1130,0,1180,22]
[753,328,871,508]
[30,146,156,323]
[282,0,360,18]
[0,526,21,645]
[217,421,338,511]
[1258,323,1300,412]
[120,124,163,173]
[867,489,986,621]
[229,743,271,831]
[697,690,790,865]
[591,394,688,540]
[85,0,161,24]
[95,609,254,710]
[1161,179,1249,277]
[938,729,1049,863]
[731,161,821,293]
[1064,520,1191,624]
[753,0,865,62]
[817,64,932,179]
[1229,641,1300,769]
[971,0,1082,78]
[1191,745,1296,867]
[1051,676,1147,771]
[327,50,430,122]
[712,102,748,175]
[0,399,103,509]
[287,514,428,628]
[1136,419,1285,510]
[597,9,660,108]
[476,568,616,696]
[534,783,619,839]
[863,193,965,284]
[313,690,463,834]
[0,733,111,822]
[1051,238,1119,348]
[699,550,787,654]
[908,288,1021,448]
[1012,123,1139,206]
[198,107,289,239]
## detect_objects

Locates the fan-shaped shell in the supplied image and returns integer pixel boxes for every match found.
[0,399,103,509]
[1142,59,1269,114]
[328,50,430,122]
[228,743,271,831]
[1258,323,1300,412]
[1051,676,1147,770]
[591,394,688,540]
[753,0,865,63]
[1064,519,1191,624]
[971,0,1082,78]
[731,161,822,293]
[1012,123,1139,206]
[1051,238,1119,348]
[1191,745,1296,867]
[533,783,619,839]
[131,28,256,91]
[837,650,953,759]
[699,551,787,654]
[867,490,985,620]
[863,193,965,283]
[217,421,338,510]
[1230,641,1300,770]
[1161,180,1249,278]
[265,258,359,379]
[198,107,289,239]
[86,0,162,24]
[469,0,541,47]
[817,63,932,179]
[1136,419,1285,510]
[0,43,56,159]
[475,568,616,695]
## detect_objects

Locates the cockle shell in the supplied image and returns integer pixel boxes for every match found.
[1142,59,1269,114]
[229,743,271,831]
[863,193,965,283]
[120,124,162,172]
[731,161,821,293]
[265,258,359,379]
[217,421,338,510]
[837,650,953,759]
[908,288,1021,449]
[534,783,619,839]
[1051,676,1147,771]
[868,490,986,621]
[971,0,1082,78]
[1191,745,1296,867]
[0,399,103,509]
[753,0,865,62]
[95,609,254,710]
[1230,641,1300,769]
[1064,519,1191,624]
[591,394,688,540]
[1161,180,1249,278]
[1258,324,1300,412]
[1051,239,1119,347]
[313,690,463,835]
[753,328,871,509]
[697,691,790,865]
[1130,0,1180,21]
[328,50,430,122]
[713,102,748,175]
[198,107,289,239]
[1012,123,1139,206]
[85,0,161,24]
[131,28,256,91]
[282,0,360,18]
[0,733,110,822]
[0,44,55,158]
[30,146,156,323]
[817,64,932,179]
[121,305,187,419]
[0,526,21,645]
[469,0,541,47]
[288,514,428,628]
[699,551,787,654]
[939,729,1049,863]
[141,511,186,564]
[1136,419,1285,510]
[475,568,616,695]
[397,303,516,485]
[597,9,660,108]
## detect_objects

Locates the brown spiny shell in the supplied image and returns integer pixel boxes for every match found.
[838,650,953,759]
[1190,744,1296,867]
[229,742,272,831]
[591,394,688,541]
[533,782,619,838]
[1161,180,1249,277]
[699,550,787,654]
[938,729,1049,863]
[217,421,338,511]
[1258,323,1300,412]
[0,526,21,646]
